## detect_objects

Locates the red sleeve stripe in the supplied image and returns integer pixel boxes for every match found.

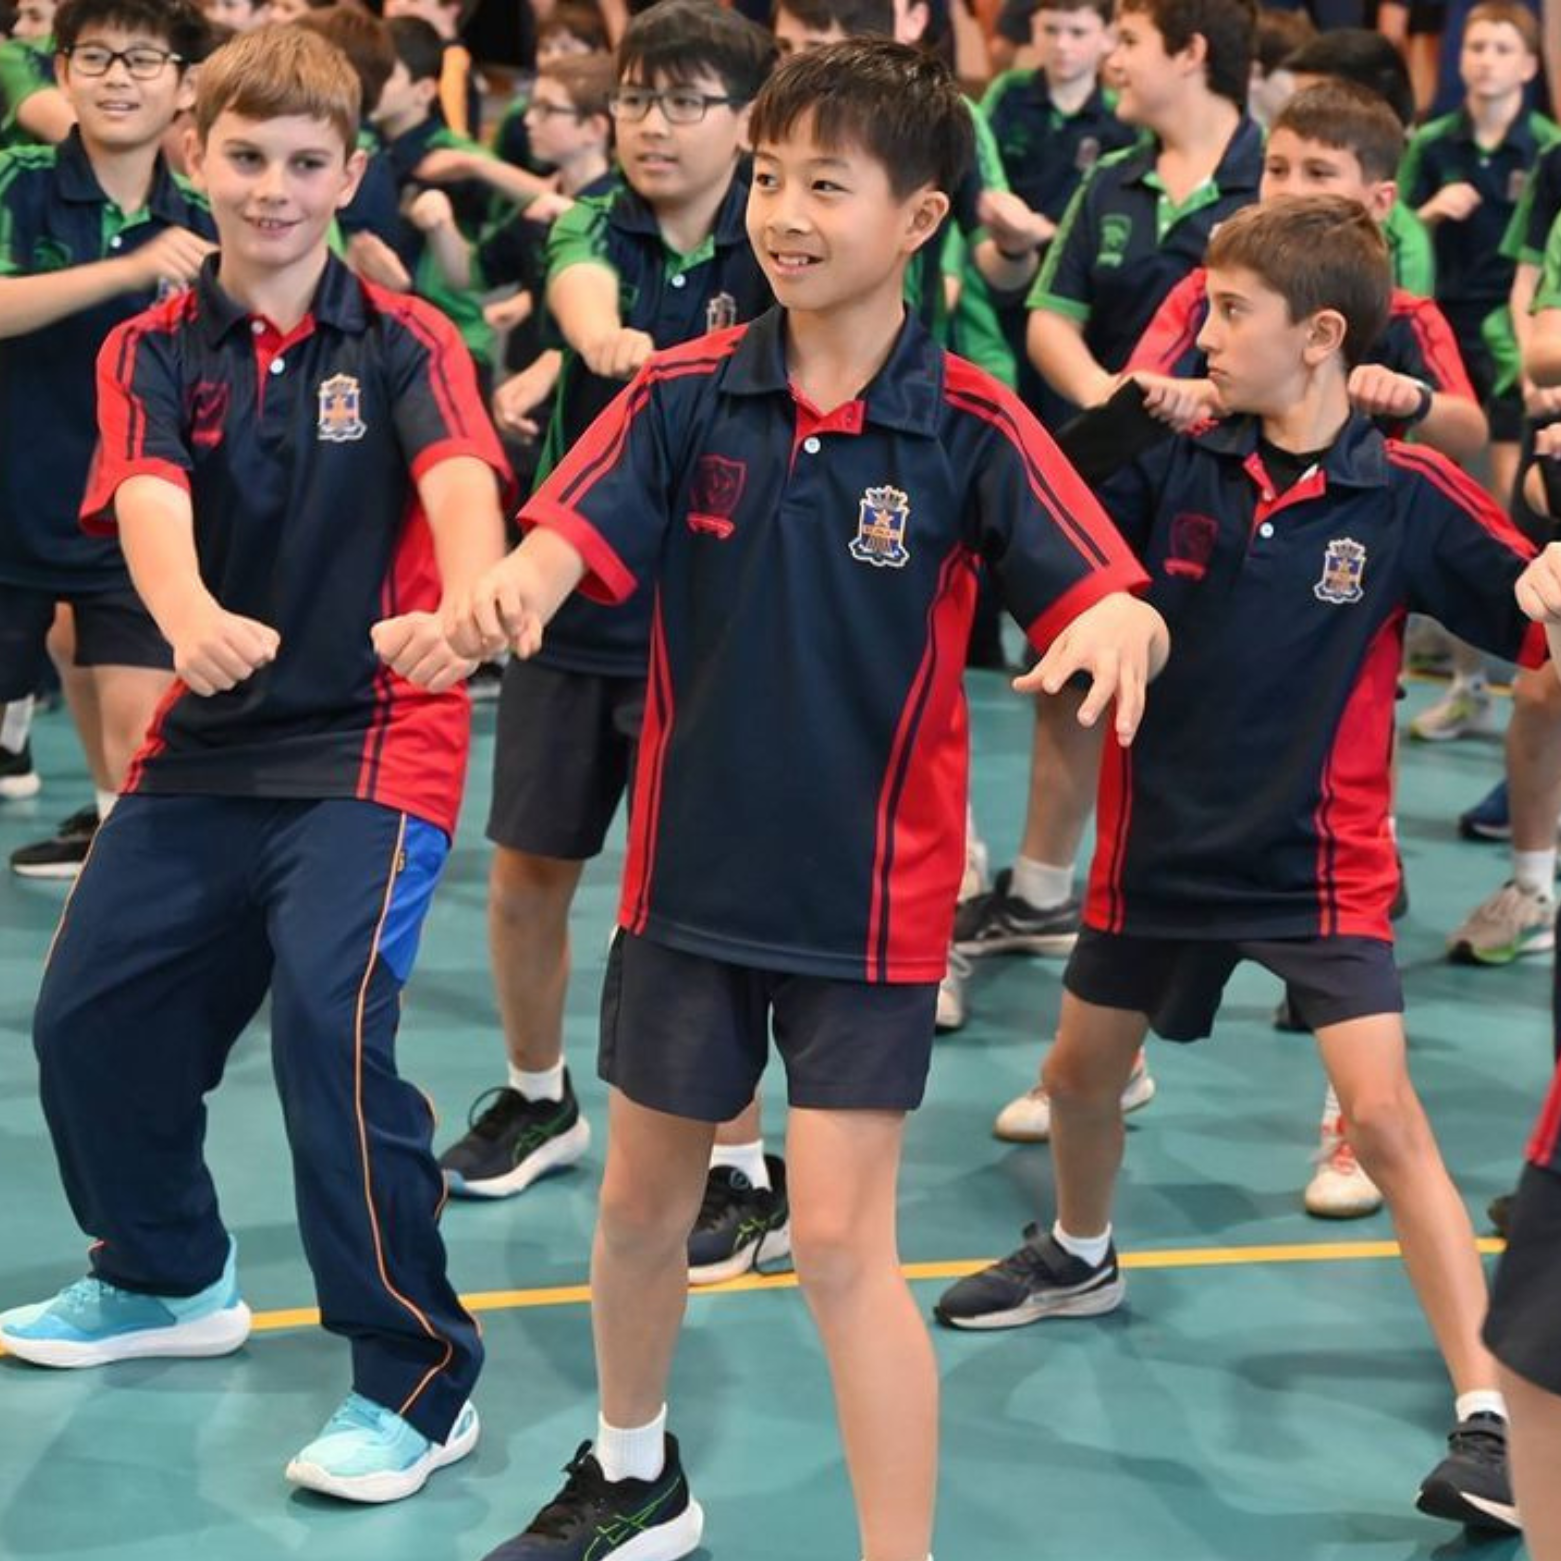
[1127,269,1207,375]
[1401,298,1478,402]
[623,599,676,934]
[1385,445,1539,556]
[943,379,1120,572]
[396,307,472,443]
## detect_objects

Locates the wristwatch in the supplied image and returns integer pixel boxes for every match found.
[1405,377,1435,426]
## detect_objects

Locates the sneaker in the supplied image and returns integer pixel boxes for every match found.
[9,803,98,880]
[1416,1412,1519,1533]
[480,1435,704,1561]
[960,826,990,903]
[953,868,1080,956]
[935,948,971,1033]
[0,741,40,800]
[687,1156,790,1286]
[0,1238,250,1367]
[1458,779,1512,842]
[993,1049,1156,1143]
[1446,881,1556,966]
[1303,1115,1383,1219]
[1489,1191,1514,1238]
[935,1224,1124,1330]
[439,1071,592,1199]
[286,1393,479,1504]
[1409,682,1497,743]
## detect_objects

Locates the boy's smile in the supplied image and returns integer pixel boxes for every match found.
[62,29,187,149]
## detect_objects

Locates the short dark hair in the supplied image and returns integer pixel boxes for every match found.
[540,0,609,53]
[1115,0,1257,106]
[55,0,209,62]
[1205,195,1390,369]
[388,13,443,85]
[301,4,394,118]
[1270,78,1404,182]
[1255,4,1313,74]
[1284,27,1414,127]
[771,0,894,36]
[1464,0,1540,54]
[747,37,972,200]
[1039,0,1116,26]
[538,49,615,118]
[616,0,776,101]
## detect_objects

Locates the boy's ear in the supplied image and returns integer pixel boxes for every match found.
[175,63,200,116]
[414,75,440,107]
[902,186,951,253]
[1302,304,1347,364]
[1365,177,1398,225]
[1174,28,1210,80]
[734,97,754,154]
[899,0,930,44]
[1521,50,1540,85]
[337,144,369,209]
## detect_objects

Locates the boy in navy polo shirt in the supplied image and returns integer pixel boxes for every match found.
[938,195,1546,1536]
[0,0,213,883]
[0,24,511,1506]
[437,0,783,1283]
[454,40,1167,1561]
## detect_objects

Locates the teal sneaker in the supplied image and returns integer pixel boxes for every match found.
[0,1239,250,1368]
[286,1393,480,1504]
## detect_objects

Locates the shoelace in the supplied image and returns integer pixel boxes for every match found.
[55,1275,116,1315]
[321,1393,394,1437]
[694,1168,753,1232]
[464,1087,545,1139]
[529,1444,618,1537]
[1447,1416,1508,1468]
[991,1226,1062,1282]
[1312,1116,1361,1172]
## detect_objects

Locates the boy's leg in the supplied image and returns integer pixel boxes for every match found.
[263,801,481,1445]
[488,845,584,1076]
[92,663,173,793]
[29,795,270,1295]
[787,1105,935,1561]
[1312,1014,1497,1396]
[1499,1366,1561,1559]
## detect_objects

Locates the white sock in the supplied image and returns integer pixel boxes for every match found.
[1512,848,1556,896]
[1321,1083,1342,1126]
[595,1404,666,1483]
[0,696,33,754]
[1052,1220,1111,1268]
[1455,1389,1507,1423]
[709,1138,770,1190]
[1010,855,1073,910]
[508,1060,565,1102]
[95,787,117,821]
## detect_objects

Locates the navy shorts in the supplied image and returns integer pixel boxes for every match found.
[1064,928,1403,1042]
[486,658,645,859]
[0,582,170,701]
[599,931,939,1121]
[1485,1161,1561,1394]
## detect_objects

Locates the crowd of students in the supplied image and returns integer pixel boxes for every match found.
[2,0,1561,1557]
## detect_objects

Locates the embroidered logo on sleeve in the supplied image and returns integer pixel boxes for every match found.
[849,485,911,568]
[686,454,746,539]
[317,374,366,442]
[1314,537,1366,604]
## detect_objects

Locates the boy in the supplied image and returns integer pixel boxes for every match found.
[457,39,1164,1561]
[0,0,213,882]
[1400,0,1559,741]
[437,0,783,1286]
[938,195,1543,1537]
[0,24,511,1506]
[383,0,478,138]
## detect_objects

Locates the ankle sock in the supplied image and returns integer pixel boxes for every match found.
[1010,855,1073,909]
[709,1138,770,1190]
[94,788,117,821]
[595,1403,666,1483]
[1512,848,1556,896]
[0,696,32,755]
[1455,1389,1507,1424]
[508,1060,565,1102]
[1052,1220,1111,1268]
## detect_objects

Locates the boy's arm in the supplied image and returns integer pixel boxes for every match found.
[414,144,552,206]
[408,190,474,290]
[1028,309,1117,407]
[0,226,213,338]
[548,260,651,381]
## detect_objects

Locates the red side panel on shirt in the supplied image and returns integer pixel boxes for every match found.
[1394,291,1478,403]
[1085,736,1134,934]
[620,598,675,934]
[1313,611,1404,939]
[1529,1062,1561,1169]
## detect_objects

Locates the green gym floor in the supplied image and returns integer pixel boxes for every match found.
[0,670,1547,1561]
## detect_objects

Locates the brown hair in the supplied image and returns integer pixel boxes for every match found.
[299,3,393,118]
[1463,0,1540,53]
[1270,78,1404,182]
[1254,4,1312,73]
[194,23,360,148]
[1205,195,1390,368]
[1115,0,1258,106]
[538,50,615,118]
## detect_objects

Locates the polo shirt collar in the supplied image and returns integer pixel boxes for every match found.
[1121,113,1263,194]
[384,115,444,182]
[194,251,368,345]
[610,172,751,249]
[724,305,944,436]
[1194,410,1390,489]
[1451,104,1539,158]
[56,128,190,224]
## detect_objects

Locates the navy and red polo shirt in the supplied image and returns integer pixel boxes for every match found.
[0,129,214,593]
[1085,411,1546,944]
[520,305,1148,983]
[80,253,512,837]
[1128,265,1479,408]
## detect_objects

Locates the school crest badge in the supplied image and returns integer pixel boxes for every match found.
[1164,512,1218,580]
[687,454,746,539]
[317,373,366,442]
[1314,537,1366,604]
[1098,214,1132,267]
[849,485,911,568]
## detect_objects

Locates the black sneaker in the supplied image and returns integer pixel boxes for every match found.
[934,1223,1124,1330]
[0,740,40,800]
[10,804,98,880]
[953,869,1080,956]
[687,1156,790,1286]
[480,1435,704,1560]
[1415,1412,1519,1533]
[1488,1191,1515,1239]
[439,1071,591,1198]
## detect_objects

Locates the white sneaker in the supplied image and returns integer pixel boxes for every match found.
[1304,1116,1383,1219]
[1447,881,1557,966]
[993,1049,1157,1142]
[1409,682,1497,742]
[936,948,970,1032]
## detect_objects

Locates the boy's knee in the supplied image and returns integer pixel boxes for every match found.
[598,1177,699,1260]
[1343,1089,1432,1179]
[791,1209,875,1297]
[488,848,578,927]
[1043,1036,1125,1108]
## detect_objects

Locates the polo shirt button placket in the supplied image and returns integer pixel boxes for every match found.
[802,436,821,455]
[270,358,286,375]
[670,272,686,289]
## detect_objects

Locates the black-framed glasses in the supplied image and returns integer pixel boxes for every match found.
[65,44,184,78]
[525,99,590,120]
[607,86,742,124]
